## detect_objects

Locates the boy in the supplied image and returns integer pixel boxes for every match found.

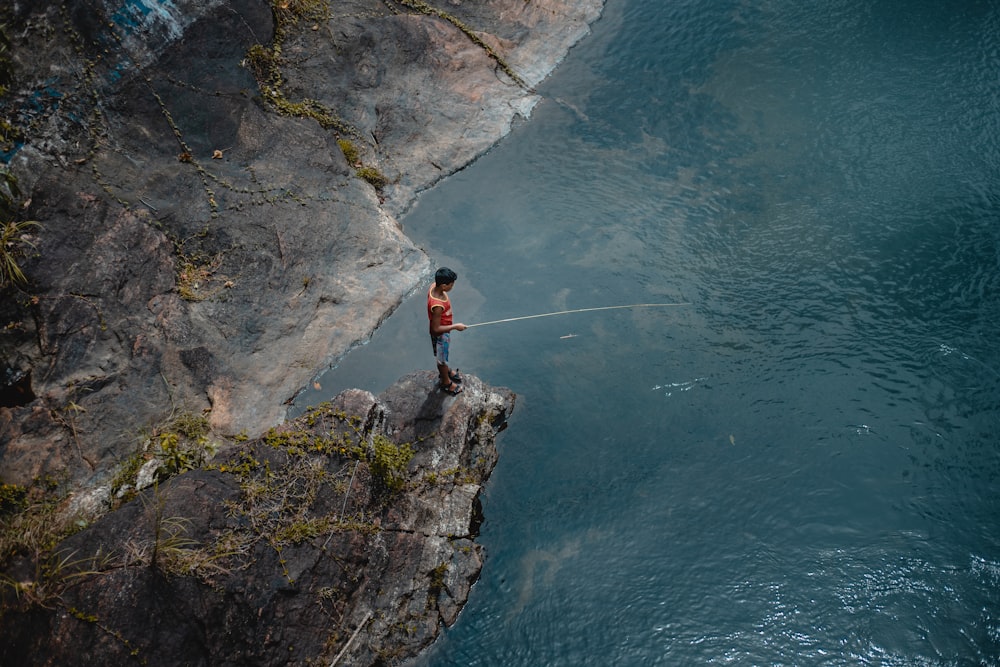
[427,267,467,395]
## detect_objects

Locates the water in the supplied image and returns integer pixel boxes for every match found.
[293,1,1000,664]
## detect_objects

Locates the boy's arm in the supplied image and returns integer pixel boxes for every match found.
[430,308,466,334]
[430,307,445,335]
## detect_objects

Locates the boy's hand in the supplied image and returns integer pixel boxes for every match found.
[453,323,467,332]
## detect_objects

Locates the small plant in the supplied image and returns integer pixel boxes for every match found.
[157,433,196,475]
[139,488,231,579]
[1,548,109,609]
[0,482,27,516]
[0,476,84,576]
[369,435,414,492]
[109,449,147,504]
[110,412,219,501]
[169,412,211,440]
[176,253,224,301]
[271,0,331,26]
[0,478,94,612]
[338,138,359,165]
[0,118,20,156]
[355,166,388,190]
[244,43,280,85]
[0,219,40,287]
[155,420,218,480]
[149,514,199,575]
[424,561,449,610]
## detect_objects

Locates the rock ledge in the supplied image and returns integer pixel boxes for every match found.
[1,371,514,667]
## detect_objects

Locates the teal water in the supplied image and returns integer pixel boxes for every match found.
[295,1,1000,664]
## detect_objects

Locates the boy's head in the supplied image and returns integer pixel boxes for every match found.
[434,267,458,286]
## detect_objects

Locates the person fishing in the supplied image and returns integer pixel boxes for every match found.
[428,267,467,395]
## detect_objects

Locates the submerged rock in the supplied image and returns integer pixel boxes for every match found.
[0,371,515,666]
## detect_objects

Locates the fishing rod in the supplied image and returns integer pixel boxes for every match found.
[465,302,690,328]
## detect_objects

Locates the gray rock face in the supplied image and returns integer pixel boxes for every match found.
[0,0,601,500]
[0,371,515,667]
[0,0,603,659]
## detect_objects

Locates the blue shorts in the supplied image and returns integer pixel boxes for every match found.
[431,332,450,365]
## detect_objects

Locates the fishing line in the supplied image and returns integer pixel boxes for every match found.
[465,303,690,328]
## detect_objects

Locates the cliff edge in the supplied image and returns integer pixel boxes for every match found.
[1,371,515,666]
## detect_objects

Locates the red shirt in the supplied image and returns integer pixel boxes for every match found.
[427,285,452,330]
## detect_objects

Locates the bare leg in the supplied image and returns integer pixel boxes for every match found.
[437,362,451,386]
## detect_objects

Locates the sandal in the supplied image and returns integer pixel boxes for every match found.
[450,369,463,384]
[441,381,464,395]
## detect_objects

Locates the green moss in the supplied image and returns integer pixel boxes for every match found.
[0,476,78,571]
[429,562,447,591]
[242,0,532,190]
[170,413,210,440]
[244,42,281,84]
[338,138,360,165]
[356,166,388,190]
[153,413,219,479]
[0,119,20,156]
[274,516,330,544]
[438,465,477,485]
[109,449,147,502]
[370,435,414,492]
[426,562,448,608]
[176,252,224,302]
[273,96,354,133]
[0,482,27,517]
[271,0,330,26]
[244,1,356,137]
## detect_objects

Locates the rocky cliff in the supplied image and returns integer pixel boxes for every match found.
[0,0,600,498]
[1,371,515,666]
[0,0,603,662]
